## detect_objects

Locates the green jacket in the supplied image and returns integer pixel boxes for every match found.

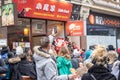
[56,56,72,75]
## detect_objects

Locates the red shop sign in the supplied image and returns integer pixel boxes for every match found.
[12,0,72,21]
[66,21,84,36]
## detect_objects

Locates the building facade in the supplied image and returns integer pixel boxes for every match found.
[0,0,120,50]
[69,0,120,49]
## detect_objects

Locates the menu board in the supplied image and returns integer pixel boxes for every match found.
[13,42,30,49]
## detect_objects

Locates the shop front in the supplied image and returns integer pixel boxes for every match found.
[87,11,120,49]
[7,0,73,50]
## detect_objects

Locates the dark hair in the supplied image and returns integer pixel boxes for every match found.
[82,48,86,52]
[1,46,9,54]
[108,45,115,51]
[40,37,50,48]
[89,45,95,50]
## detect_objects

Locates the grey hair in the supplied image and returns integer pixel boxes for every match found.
[40,37,50,48]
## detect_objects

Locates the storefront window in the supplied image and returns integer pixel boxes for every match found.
[70,4,80,20]
[8,18,30,49]
[32,19,46,36]
[47,21,65,38]
[87,25,116,36]
[32,19,46,46]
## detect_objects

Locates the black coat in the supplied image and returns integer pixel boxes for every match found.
[71,58,81,69]
[18,58,37,79]
[82,65,116,80]
[10,57,37,80]
[0,58,8,74]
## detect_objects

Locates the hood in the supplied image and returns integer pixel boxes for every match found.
[88,64,115,79]
[112,60,120,70]
[8,57,21,64]
[33,46,50,58]
[88,64,110,74]
[33,46,51,62]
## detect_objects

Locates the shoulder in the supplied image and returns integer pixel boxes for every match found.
[33,46,50,58]
[82,73,93,80]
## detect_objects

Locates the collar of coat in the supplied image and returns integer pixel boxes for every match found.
[88,64,110,74]
[33,46,50,58]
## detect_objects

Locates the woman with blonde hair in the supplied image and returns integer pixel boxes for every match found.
[82,45,116,80]
[56,46,72,75]
[106,51,118,72]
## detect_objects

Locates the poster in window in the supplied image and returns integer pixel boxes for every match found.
[2,3,17,26]
[13,42,19,49]
[0,39,7,46]
[19,42,25,48]
[32,22,46,35]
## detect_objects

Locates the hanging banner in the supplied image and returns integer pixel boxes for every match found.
[12,0,72,21]
[66,21,84,36]
[2,3,17,26]
[88,13,120,27]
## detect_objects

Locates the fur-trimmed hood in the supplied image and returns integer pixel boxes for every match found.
[33,46,50,58]
[8,57,21,64]
[112,60,120,70]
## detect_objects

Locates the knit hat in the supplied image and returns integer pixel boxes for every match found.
[108,45,115,51]
[16,46,23,55]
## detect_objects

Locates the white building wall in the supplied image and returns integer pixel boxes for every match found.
[87,36,116,49]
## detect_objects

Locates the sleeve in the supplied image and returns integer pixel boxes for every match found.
[0,58,8,74]
[56,57,62,68]
[63,58,72,67]
[81,73,94,80]
[44,61,68,80]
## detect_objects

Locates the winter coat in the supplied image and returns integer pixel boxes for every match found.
[1,52,10,80]
[33,46,69,80]
[0,58,8,80]
[82,64,116,80]
[0,58,8,74]
[85,50,93,60]
[56,56,72,75]
[71,58,81,69]
[111,60,120,79]
[9,56,37,80]
[18,58,37,79]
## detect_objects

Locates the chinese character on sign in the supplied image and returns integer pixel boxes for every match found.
[43,4,49,11]
[36,3,42,10]
[50,5,55,12]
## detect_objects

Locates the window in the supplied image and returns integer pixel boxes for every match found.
[47,21,64,38]
[32,19,46,35]
[70,4,81,20]
[87,25,116,36]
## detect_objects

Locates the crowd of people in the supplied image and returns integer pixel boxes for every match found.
[0,36,120,80]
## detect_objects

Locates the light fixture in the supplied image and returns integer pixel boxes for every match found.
[24,28,29,36]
